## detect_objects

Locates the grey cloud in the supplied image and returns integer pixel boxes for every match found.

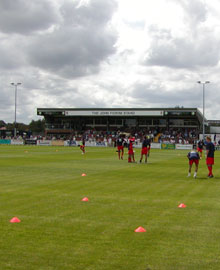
[143,29,220,69]
[63,95,108,108]
[143,1,219,69]
[61,0,117,27]
[0,38,27,69]
[0,46,22,69]
[0,0,58,34]
[27,28,116,78]
[35,86,108,109]
[0,87,14,110]
[131,83,203,107]
[177,0,208,27]
[26,0,118,78]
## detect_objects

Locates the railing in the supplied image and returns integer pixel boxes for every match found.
[45,124,72,129]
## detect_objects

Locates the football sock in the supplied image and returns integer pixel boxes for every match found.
[208,166,212,175]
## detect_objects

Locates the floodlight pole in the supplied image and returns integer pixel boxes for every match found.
[11,82,22,138]
[197,81,210,141]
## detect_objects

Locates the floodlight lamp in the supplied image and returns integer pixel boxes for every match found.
[197,81,210,84]
[11,82,22,86]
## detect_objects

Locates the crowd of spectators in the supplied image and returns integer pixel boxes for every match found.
[0,128,212,146]
[79,128,200,145]
[158,128,199,144]
[41,127,200,145]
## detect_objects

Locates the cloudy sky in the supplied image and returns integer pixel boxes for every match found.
[1,0,220,124]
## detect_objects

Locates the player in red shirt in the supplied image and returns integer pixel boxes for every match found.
[128,137,135,163]
[116,135,124,160]
[79,138,85,154]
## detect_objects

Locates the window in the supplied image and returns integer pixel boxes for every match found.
[109,118,123,125]
[184,120,197,126]
[159,119,166,125]
[139,119,152,125]
[95,118,107,125]
[116,119,123,125]
[125,119,136,126]
[146,119,152,125]
[85,118,93,125]
[169,119,184,126]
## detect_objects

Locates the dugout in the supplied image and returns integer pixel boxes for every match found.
[37,108,204,137]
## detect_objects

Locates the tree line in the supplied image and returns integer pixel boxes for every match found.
[0,119,45,134]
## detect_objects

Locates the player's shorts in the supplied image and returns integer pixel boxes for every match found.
[128,149,134,155]
[80,145,85,150]
[189,159,199,166]
[141,147,148,155]
[197,147,203,153]
[117,146,124,151]
[206,157,214,165]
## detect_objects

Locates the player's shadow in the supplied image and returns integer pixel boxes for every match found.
[196,177,209,180]
[196,176,220,180]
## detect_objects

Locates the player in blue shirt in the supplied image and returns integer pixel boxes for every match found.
[116,135,124,160]
[197,140,204,159]
[139,136,149,163]
[206,136,215,178]
[187,150,200,178]
[146,136,151,157]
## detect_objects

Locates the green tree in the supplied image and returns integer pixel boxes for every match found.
[17,122,29,131]
[29,119,45,134]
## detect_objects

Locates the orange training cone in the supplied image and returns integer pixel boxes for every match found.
[134,226,146,232]
[81,173,86,176]
[178,203,186,208]
[10,217,21,223]
[81,197,89,202]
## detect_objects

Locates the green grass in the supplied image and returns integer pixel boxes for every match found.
[0,145,220,270]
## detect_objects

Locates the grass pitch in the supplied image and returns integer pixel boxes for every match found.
[0,145,220,270]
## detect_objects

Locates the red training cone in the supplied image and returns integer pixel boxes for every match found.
[178,203,186,208]
[134,226,146,232]
[81,173,86,176]
[10,217,21,223]
[81,197,89,202]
